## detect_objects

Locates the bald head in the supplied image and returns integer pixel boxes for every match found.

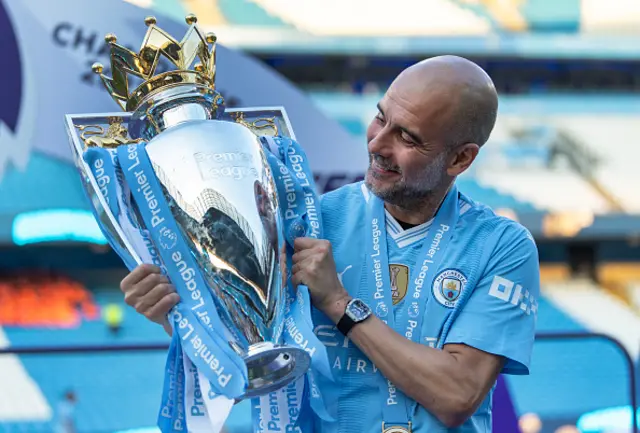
[393,55,498,147]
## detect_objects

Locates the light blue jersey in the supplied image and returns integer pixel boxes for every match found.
[310,181,540,433]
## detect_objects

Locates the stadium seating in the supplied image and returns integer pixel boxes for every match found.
[474,168,611,213]
[218,0,289,27]
[507,284,635,421]
[0,276,168,432]
[597,262,640,313]
[456,176,539,213]
[0,154,88,217]
[0,275,99,328]
[247,0,492,36]
[126,0,639,36]
[580,115,640,213]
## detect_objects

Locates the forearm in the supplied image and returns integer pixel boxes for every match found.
[324,301,484,427]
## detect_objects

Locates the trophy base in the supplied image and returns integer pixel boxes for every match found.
[243,342,311,398]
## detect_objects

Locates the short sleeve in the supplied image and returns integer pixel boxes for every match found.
[444,224,540,375]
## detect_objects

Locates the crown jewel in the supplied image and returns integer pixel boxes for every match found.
[92,14,218,112]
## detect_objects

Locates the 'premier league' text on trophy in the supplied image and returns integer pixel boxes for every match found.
[64,14,311,400]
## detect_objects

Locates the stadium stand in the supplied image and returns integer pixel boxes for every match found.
[0,274,168,432]
[247,0,492,36]
[507,294,633,422]
[597,262,640,313]
[457,177,539,213]
[474,168,610,213]
[0,154,88,217]
[0,328,51,426]
[0,274,99,328]
[544,279,640,360]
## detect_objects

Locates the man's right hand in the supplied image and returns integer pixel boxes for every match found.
[120,264,180,333]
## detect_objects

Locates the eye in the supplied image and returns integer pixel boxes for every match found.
[375,112,385,123]
[400,131,416,145]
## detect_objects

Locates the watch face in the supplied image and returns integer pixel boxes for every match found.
[346,299,371,321]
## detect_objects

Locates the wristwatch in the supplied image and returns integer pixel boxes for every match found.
[337,298,372,336]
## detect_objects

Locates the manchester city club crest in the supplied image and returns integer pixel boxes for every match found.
[432,269,467,308]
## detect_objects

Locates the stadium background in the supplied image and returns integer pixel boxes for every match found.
[1,0,639,432]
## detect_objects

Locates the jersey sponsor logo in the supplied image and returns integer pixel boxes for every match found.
[313,323,442,375]
[389,264,409,305]
[488,275,538,316]
[432,269,467,308]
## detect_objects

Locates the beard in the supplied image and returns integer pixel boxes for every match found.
[365,151,449,209]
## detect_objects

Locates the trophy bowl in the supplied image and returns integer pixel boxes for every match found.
[65,15,311,399]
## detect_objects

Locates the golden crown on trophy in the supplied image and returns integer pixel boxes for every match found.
[92,14,218,112]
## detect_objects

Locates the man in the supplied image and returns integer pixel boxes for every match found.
[55,389,77,433]
[120,55,540,432]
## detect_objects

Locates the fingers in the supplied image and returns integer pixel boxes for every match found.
[122,270,169,307]
[291,248,315,264]
[145,292,180,323]
[293,238,332,254]
[293,237,318,251]
[291,255,316,287]
[120,264,162,293]
[120,264,179,324]
[290,268,305,288]
[132,281,175,314]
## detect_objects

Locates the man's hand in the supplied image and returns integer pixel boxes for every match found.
[291,238,351,316]
[120,264,180,334]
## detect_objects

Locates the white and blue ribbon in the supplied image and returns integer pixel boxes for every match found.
[254,136,335,431]
[83,146,166,273]
[364,184,460,429]
[85,145,237,433]
[116,143,248,432]
[82,133,335,433]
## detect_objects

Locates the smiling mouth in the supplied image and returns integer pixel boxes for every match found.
[370,161,399,175]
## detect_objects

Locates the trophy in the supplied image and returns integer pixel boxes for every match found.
[65,14,311,399]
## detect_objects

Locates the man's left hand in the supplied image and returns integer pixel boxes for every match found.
[291,237,351,317]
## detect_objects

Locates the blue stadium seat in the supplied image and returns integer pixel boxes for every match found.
[0,154,88,216]
[521,0,581,32]
[218,0,289,27]
[456,177,538,212]
[506,297,632,422]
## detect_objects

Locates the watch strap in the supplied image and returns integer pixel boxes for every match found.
[337,312,356,336]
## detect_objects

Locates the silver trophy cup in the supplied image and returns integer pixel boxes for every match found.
[65,15,310,398]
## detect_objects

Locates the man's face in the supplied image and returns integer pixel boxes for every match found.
[364,75,455,208]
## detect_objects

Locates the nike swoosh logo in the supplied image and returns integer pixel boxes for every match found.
[337,265,352,285]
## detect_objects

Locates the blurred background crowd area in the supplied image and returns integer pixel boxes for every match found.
[0,0,639,432]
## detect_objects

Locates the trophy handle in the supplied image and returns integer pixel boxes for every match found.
[65,113,144,268]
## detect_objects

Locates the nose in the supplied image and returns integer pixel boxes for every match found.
[368,125,393,158]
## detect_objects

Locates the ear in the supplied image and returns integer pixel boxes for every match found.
[447,143,479,177]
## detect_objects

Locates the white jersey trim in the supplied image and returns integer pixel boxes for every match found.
[387,201,472,248]
[359,183,473,248]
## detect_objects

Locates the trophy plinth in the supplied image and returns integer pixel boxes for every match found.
[244,342,310,398]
